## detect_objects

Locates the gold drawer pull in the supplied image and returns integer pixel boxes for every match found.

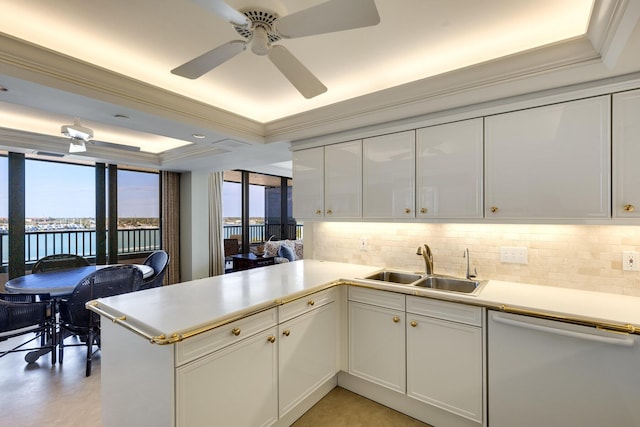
[490,206,499,214]
[326,209,333,215]
[231,328,241,336]
[420,208,427,214]
[405,208,411,214]
[392,316,400,323]
[267,336,276,343]
[411,321,418,328]
[282,329,291,337]
[624,204,635,212]
[315,209,322,215]
[307,300,315,306]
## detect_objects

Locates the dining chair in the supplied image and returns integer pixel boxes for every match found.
[0,295,55,365]
[139,250,170,290]
[58,264,143,376]
[32,254,90,273]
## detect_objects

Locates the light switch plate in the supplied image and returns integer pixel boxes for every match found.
[500,246,528,264]
[622,251,640,271]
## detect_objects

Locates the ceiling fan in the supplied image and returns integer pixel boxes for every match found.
[61,118,140,153]
[171,0,380,99]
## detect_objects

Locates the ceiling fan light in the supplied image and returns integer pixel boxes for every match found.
[250,25,270,56]
[68,140,87,153]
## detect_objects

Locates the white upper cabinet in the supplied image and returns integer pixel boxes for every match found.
[363,131,415,218]
[293,147,324,219]
[613,89,640,218]
[293,141,362,219]
[324,140,362,218]
[485,96,611,219]
[416,118,483,218]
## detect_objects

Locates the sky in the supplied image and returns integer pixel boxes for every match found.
[0,157,159,218]
[222,181,265,218]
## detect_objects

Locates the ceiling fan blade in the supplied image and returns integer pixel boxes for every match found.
[91,140,141,152]
[171,40,246,79]
[268,45,327,99]
[192,0,249,26]
[275,0,380,39]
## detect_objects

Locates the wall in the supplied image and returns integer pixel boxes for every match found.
[180,172,211,281]
[310,222,640,297]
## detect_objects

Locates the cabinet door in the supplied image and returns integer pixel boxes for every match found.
[485,96,611,219]
[279,303,337,418]
[293,147,324,219]
[407,314,483,422]
[613,89,640,218]
[349,301,405,393]
[363,131,415,218]
[176,328,278,427]
[416,118,483,218]
[325,140,362,218]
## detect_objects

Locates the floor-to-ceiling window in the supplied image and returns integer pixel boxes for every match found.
[222,170,298,253]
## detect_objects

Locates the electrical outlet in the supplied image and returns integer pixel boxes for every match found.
[622,251,640,271]
[359,237,368,251]
[500,246,528,264]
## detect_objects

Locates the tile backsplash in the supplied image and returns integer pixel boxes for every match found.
[310,222,640,296]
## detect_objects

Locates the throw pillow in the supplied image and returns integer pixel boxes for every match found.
[278,244,296,262]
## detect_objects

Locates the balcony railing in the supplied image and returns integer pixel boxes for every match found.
[0,224,303,268]
[222,224,303,242]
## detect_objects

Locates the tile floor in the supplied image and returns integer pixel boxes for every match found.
[1,336,429,427]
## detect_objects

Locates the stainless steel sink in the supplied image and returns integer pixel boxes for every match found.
[414,276,485,294]
[362,270,424,285]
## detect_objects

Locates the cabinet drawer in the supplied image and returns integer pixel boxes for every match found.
[406,296,481,326]
[279,288,336,323]
[348,286,405,310]
[175,308,277,366]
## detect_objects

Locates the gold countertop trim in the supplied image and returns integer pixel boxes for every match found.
[87,279,640,345]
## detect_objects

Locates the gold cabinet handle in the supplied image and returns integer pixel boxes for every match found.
[624,204,635,212]
[282,329,291,337]
[410,320,418,328]
[307,300,315,306]
[315,209,322,215]
[405,208,411,214]
[490,206,499,214]
[420,208,427,214]
[392,316,400,323]
[267,336,276,343]
[231,328,241,336]
[326,209,333,215]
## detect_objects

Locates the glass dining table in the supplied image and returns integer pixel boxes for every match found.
[4,264,154,297]
[3,264,154,363]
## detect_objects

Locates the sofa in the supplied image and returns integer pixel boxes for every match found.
[263,239,303,263]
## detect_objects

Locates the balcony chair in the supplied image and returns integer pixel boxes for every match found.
[139,250,170,290]
[0,294,55,365]
[32,254,90,273]
[58,264,143,376]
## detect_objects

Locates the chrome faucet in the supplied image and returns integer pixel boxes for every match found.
[416,244,433,275]
[464,248,477,279]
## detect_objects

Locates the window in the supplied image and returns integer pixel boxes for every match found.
[117,169,160,257]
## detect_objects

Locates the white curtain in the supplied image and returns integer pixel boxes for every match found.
[208,172,225,276]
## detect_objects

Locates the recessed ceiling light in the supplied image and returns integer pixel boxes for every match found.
[0,86,7,92]
[192,133,206,139]
[114,114,129,119]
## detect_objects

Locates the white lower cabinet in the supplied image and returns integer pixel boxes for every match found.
[279,302,336,418]
[176,327,278,427]
[348,287,406,393]
[406,297,484,423]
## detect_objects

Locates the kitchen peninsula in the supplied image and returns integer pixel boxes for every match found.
[90,260,640,427]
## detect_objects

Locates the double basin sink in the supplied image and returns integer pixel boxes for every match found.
[360,270,486,295]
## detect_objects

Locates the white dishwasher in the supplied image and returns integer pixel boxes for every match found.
[488,310,640,427]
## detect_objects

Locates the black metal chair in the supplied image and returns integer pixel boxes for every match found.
[0,295,55,365]
[32,254,90,273]
[58,264,143,376]
[139,250,169,290]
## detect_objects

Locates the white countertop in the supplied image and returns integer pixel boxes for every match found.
[92,260,640,341]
